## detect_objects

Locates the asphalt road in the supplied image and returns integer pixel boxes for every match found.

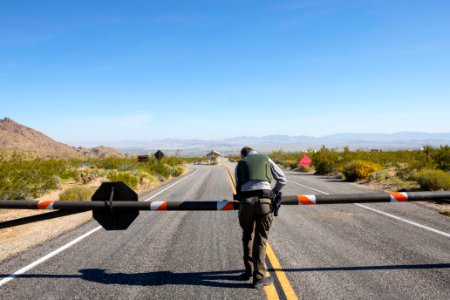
[1,160,449,299]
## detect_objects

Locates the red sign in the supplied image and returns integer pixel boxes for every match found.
[299,155,312,167]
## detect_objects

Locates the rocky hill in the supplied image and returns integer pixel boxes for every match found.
[0,118,124,158]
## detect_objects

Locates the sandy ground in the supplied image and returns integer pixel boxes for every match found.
[0,209,92,261]
[0,178,100,262]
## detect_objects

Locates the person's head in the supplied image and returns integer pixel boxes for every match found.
[240,146,254,158]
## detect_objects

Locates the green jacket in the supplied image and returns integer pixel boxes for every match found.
[237,153,273,185]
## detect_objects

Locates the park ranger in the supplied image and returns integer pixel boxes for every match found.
[235,146,286,287]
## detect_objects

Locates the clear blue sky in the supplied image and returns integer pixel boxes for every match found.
[1,0,449,145]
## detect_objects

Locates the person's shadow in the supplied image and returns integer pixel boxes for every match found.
[79,269,252,289]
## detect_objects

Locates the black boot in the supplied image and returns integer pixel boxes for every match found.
[253,276,274,287]
[239,270,253,281]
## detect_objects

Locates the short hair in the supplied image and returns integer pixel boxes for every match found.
[240,146,254,157]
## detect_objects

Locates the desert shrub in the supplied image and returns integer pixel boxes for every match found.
[413,169,450,191]
[431,145,450,172]
[283,159,299,169]
[107,171,140,189]
[228,155,241,162]
[91,156,186,180]
[0,153,69,199]
[59,186,95,201]
[297,165,314,172]
[171,166,184,177]
[342,160,382,181]
[312,146,340,175]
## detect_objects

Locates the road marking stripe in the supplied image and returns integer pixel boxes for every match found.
[0,226,102,287]
[287,180,330,195]
[354,203,450,238]
[0,169,199,287]
[143,168,199,202]
[224,166,237,195]
[267,243,298,300]
[264,261,280,300]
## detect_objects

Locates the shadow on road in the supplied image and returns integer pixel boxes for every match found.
[76,269,252,288]
[2,263,449,286]
[0,270,252,288]
[274,263,450,273]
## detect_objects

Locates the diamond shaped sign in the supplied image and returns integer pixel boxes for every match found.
[299,155,312,167]
[154,150,165,161]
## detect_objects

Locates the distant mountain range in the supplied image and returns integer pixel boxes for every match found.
[1,118,448,157]
[0,118,124,158]
[109,133,450,156]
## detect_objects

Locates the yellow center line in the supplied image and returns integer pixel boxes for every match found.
[264,262,280,300]
[266,243,299,300]
[224,166,237,195]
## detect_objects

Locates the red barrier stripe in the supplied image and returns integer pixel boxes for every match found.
[37,200,54,209]
[157,201,168,211]
[220,201,235,211]
[298,195,315,205]
[390,192,408,202]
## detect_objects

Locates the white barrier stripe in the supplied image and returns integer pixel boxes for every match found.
[354,203,450,238]
[298,195,317,205]
[150,201,166,211]
[143,169,199,202]
[390,192,408,202]
[217,200,229,211]
[307,195,316,204]
[37,200,54,210]
[0,226,102,287]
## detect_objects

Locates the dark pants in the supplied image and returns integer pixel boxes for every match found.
[238,196,273,280]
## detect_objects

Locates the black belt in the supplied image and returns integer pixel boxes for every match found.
[240,189,273,199]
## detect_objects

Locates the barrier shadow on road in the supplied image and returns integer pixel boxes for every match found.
[0,269,253,288]
[271,263,450,273]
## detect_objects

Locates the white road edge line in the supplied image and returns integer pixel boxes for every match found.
[287,179,330,195]
[0,226,102,287]
[288,179,450,238]
[142,168,199,202]
[354,203,450,238]
[0,168,199,287]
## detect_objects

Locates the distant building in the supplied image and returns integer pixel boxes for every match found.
[79,163,92,168]
[206,150,221,165]
[137,155,149,162]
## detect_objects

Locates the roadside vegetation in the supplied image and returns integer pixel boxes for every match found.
[268,145,450,191]
[0,152,202,200]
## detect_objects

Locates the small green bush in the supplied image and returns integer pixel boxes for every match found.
[59,186,95,201]
[297,165,314,173]
[171,166,184,177]
[342,160,382,181]
[107,171,139,189]
[312,146,339,175]
[413,169,450,191]
[431,145,450,172]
